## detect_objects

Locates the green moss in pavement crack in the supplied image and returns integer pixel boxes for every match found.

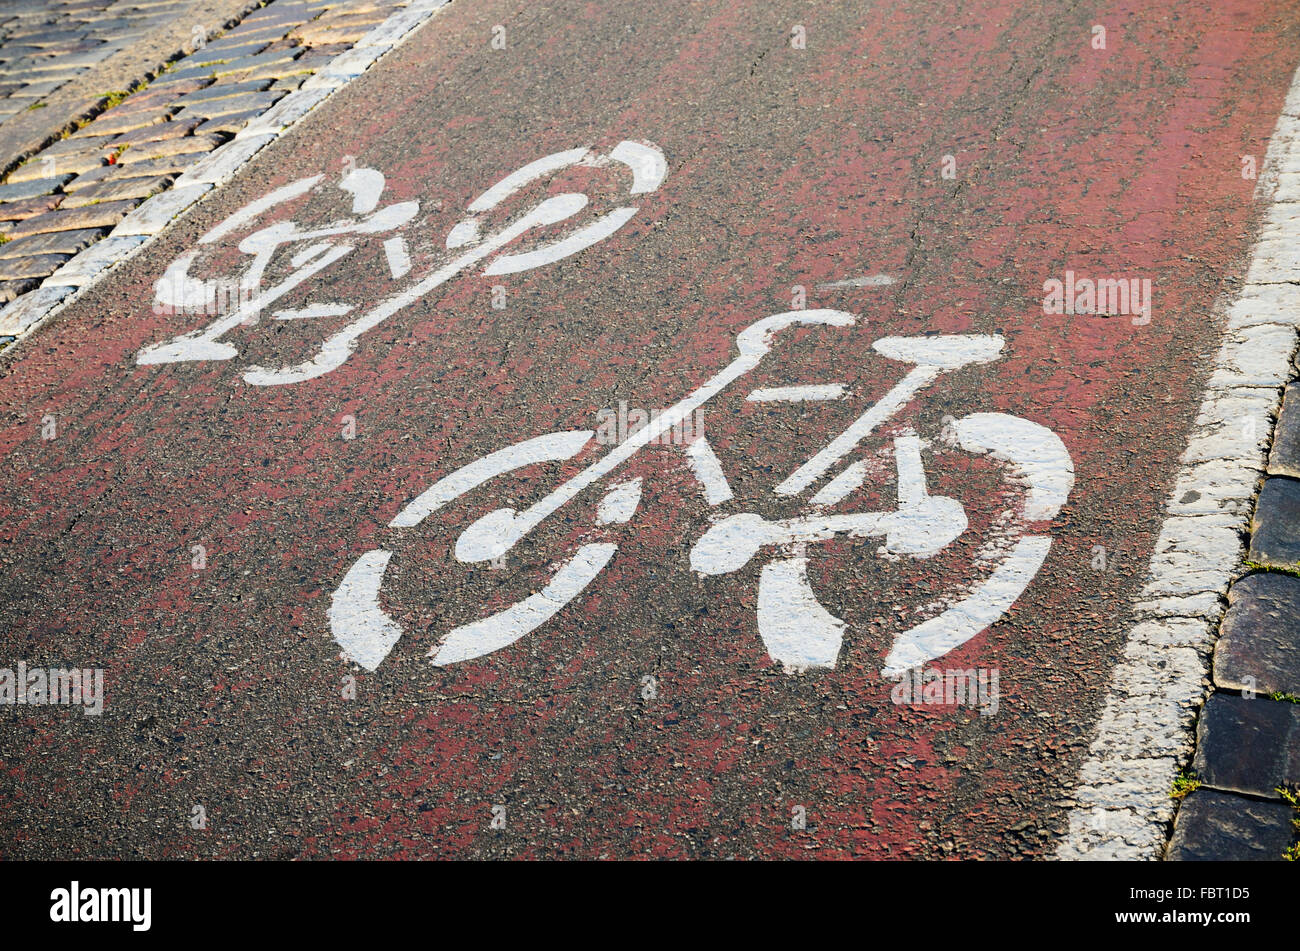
[1170,769,1201,800]
[1278,788,1300,860]
[1243,560,1300,579]
[99,90,131,110]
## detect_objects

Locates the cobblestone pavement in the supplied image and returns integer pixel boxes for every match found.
[0,0,260,173]
[0,0,191,126]
[0,0,412,313]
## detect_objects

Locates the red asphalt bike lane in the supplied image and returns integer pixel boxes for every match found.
[0,0,1297,859]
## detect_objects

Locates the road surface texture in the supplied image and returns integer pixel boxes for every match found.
[1,0,1299,860]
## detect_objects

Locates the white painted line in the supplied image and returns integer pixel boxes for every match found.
[341,167,386,214]
[596,478,642,524]
[816,274,896,289]
[483,204,633,276]
[954,413,1074,523]
[1056,64,1300,860]
[756,555,845,672]
[200,176,321,245]
[390,430,593,528]
[881,536,1052,677]
[809,458,868,506]
[383,235,411,278]
[466,147,589,213]
[746,384,846,402]
[610,140,668,193]
[775,335,1004,496]
[329,549,402,671]
[273,303,352,320]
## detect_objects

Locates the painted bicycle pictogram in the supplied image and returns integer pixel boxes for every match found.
[133,138,1073,678]
[328,309,1074,677]
[136,140,668,383]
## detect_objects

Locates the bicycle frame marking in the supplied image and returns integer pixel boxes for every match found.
[454,309,864,564]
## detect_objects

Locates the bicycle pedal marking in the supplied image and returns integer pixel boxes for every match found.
[329,314,1075,677]
[135,141,667,383]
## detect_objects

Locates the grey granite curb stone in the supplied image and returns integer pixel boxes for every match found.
[1166,789,1296,860]
[0,284,74,336]
[113,182,212,235]
[47,233,148,285]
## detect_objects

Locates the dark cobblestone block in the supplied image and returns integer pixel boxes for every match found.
[8,149,107,182]
[0,174,74,201]
[1269,383,1300,479]
[79,103,175,137]
[0,227,106,260]
[71,154,202,187]
[149,64,220,86]
[191,40,271,66]
[131,77,212,102]
[0,251,70,280]
[1167,789,1296,860]
[60,173,169,207]
[212,50,300,78]
[236,55,315,83]
[1248,477,1300,569]
[269,74,307,91]
[5,198,137,238]
[238,2,314,30]
[1193,693,1300,797]
[174,90,283,122]
[0,193,64,221]
[39,133,115,157]
[172,78,272,105]
[25,29,92,47]
[288,50,338,71]
[1215,572,1300,696]
[117,131,224,160]
[109,116,202,147]
[0,278,40,302]
[13,79,64,99]
[294,23,371,45]
[192,110,263,135]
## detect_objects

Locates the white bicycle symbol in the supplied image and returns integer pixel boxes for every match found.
[329,309,1074,678]
[137,140,668,383]
[133,138,1074,677]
